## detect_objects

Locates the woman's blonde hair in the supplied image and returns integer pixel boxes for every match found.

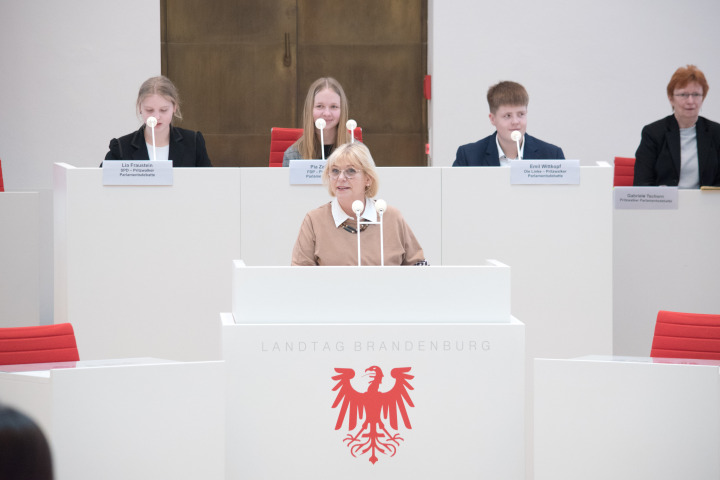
[322,142,379,198]
[296,77,349,159]
[136,75,183,121]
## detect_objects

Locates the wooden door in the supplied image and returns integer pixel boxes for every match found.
[162,0,426,167]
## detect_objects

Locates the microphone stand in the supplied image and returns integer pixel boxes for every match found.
[315,118,327,161]
[353,199,386,266]
[146,116,158,161]
[150,126,157,162]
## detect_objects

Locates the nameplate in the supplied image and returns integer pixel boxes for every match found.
[289,159,325,185]
[614,186,678,209]
[510,159,580,184]
[103,161,173,186]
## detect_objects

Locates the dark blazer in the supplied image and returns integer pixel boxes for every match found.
[103,125,212,167]
[453,132,565,166]
[634,115,720,187]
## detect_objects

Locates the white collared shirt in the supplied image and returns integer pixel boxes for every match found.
[146,143,170,161]
[331,197,377,227]
[496,134,525,166]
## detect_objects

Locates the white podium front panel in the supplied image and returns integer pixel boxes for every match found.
[222,316,524,479]
[0,358,225,480]
[232,260,511,324]
[614,190,720,356]
[0,192,40,327]
[53,164,241,361]
[535,356,720,480]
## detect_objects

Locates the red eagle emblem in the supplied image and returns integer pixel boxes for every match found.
[331,366,415,464]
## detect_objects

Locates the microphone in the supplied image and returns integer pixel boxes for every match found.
[511,130,522,160]
[315,118,326,161]
[346,119,357,143]
[374,199,386,214]
[146,116,158,162]
[351,199,387,266]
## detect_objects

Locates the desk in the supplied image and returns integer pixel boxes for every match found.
[0,358,225,480]
[535,355,720,480]
[613,189,720,355]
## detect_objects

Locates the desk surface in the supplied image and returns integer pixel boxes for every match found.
[0,357,176,374]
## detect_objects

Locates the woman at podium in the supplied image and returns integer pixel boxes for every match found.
[292,143,427,266]
[282,77,353,167]
[634,65,720,187]
[103,76,212,167]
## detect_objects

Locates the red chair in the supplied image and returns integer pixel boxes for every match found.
[269,128,303,167]
[268,127,363,167]
[650,310,720,360]
[613,157,635,186]
[0,323,80,366]
[0,157,5,192]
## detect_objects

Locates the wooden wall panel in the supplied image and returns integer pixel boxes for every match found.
[162,0,427,167]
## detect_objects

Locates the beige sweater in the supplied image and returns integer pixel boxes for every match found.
[291,202,426,266]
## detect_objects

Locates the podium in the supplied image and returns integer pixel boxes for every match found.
[222,260,525,479]
[535,356,720,480]
[0,191,40,327]
[0,358,225,480]
[53,163,242,361]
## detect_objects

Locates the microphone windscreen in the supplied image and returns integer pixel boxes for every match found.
[315,118,326,130]
[352,200,364,215]
[375,199,387,213]
[510,130,522,142]
[146,116,158,128]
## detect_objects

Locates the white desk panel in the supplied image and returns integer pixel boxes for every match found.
[0,192,40,327]
[613,190,720,356]
[53,164,241,361]
[442,165,613,360]
[535,356,720,480]
[0,358,225,480]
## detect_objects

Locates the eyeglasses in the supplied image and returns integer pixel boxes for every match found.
[674,93,703,99]
[329,167,359,179]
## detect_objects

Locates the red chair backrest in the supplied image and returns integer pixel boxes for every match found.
[0,157,4,192]
[268,127,364,167]
[0,323,80,366]
[613,157,635,186]
[650,310,720,360]
[269,128,303,167]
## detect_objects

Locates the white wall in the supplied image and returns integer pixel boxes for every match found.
[0,0,160,323]
[429,0,720,166]
[0,0,160,190]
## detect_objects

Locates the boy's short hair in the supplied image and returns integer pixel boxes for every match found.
[487,81,529,114]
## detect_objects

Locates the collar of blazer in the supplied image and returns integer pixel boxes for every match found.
[129,124,185,161]
[488,131,541,161]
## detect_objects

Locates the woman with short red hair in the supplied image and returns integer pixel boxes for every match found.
[634,65,720,187]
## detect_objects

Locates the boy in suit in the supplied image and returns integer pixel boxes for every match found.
[453,81,564,166]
